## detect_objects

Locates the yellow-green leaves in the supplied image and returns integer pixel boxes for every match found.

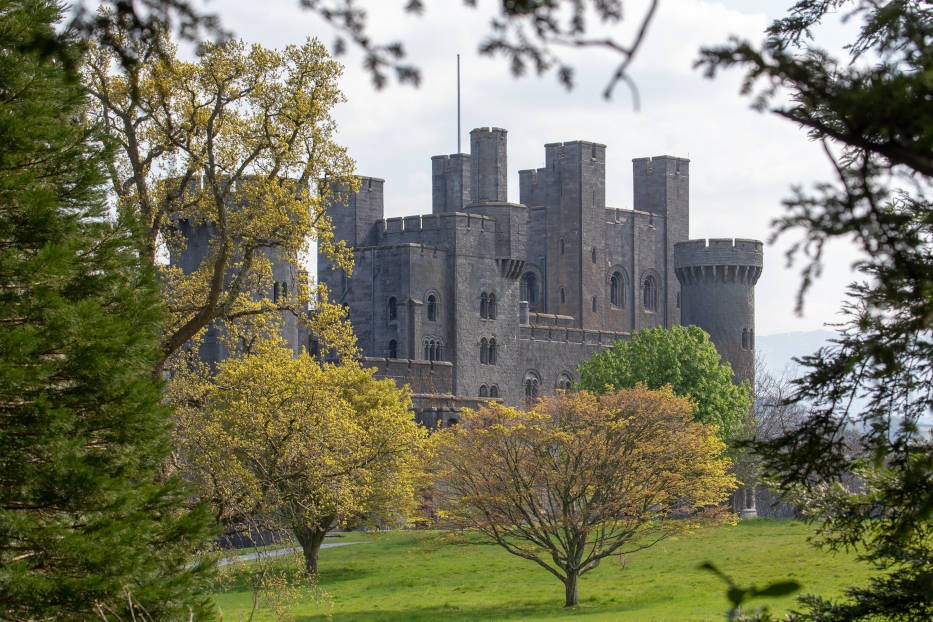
[84,31,358,370]
[173,336,431,535]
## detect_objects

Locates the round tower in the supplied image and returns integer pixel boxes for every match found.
[674,238,763,386]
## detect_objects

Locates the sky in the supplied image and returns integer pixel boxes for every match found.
[204,0,862,336]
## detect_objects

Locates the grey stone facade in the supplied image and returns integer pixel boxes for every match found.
[319,127,764,424]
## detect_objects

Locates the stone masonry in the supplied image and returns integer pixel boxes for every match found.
[318,127,764,426]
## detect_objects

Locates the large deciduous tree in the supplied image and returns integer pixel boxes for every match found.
[172,337,431,575]
[698,1,933,619]
[84,30,358,370]
[577,325,753,443]
[437,386,735,607]
[0,1,215,619]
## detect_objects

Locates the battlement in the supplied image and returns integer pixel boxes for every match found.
[544,140,607,167]
[632,155,690,177]
[364,356,453,396]
[674,238,763,268]
[519,325,629,345]
[674,238,763,286]
[380,211,494,235]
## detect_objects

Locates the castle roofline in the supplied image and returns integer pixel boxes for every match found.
[632,155,690,163]
[544,140,607,148]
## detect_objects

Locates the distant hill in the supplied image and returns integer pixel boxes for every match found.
[755,329,930,434]
[755,329,838,380]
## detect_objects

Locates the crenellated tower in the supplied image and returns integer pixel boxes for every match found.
[674,238,763,386]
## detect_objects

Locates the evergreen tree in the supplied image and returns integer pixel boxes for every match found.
[0,1,215,619]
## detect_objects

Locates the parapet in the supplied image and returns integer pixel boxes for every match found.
[674,238,763,268]
[674,238,763,286]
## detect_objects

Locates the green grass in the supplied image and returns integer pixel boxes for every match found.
[213,519,874,621]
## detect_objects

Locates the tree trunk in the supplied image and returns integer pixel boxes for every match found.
[564,572,579,607]
[293,524,328,575]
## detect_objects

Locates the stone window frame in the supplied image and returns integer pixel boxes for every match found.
[388,339,398,359]
[479,337,498,365]
[524,370,541,406]
[609,267,626,308]
[641,271,660,313]
[556,372,573,392]
[479,384,489,398]
[387,296,398,322]
[489,385,499,398]
[560,287,566,304]
[480,291,497,319]
[425,290,441,322]
[423,337,443,361]
[520,267,542,312]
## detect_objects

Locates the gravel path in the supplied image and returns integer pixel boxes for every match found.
[219,541,361,566]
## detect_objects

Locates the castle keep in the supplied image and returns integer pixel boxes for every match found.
[319,127,763,426]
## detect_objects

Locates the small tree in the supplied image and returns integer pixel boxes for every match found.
[578,325,753,443]
[173,337,431,575]
[0,1,215,619]
[437,386,735,607]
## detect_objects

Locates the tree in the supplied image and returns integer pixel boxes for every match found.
[437,386,735,607]
[68,1,659,101]
[0,1,215,619]
[577,325,753,443]
[697,1,933,618]
[84,29,358,371]
[172,336,431,575]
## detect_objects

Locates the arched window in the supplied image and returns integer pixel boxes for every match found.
[557,373,573,392]
[488,293,496,319]
[560,287,565,304]
[559,238,565,255]
[643,275,658,312]
[524,371,540,406]
[273,281,280,303]
[591,247,597,263]
[742,328,748,350]
[488,338,497,365]
[281,281,288,300]
[480,292,488,318]
[430,341,437,361]
[424,342,430,360]
[489,385,499,398]
[610,271,623,307]
[479,385,488,398]
[388,297,398,321]
[592,296,598,312]
[427,294,437,322]
[388,339,398,358]
[480,338,488,364]
[521,272,539,312]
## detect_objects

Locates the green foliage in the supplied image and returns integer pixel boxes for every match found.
[577,325,753,442]
[698,1,933,619]
[0,1,215,619]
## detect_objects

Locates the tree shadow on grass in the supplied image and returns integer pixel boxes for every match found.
[295,600,648,621]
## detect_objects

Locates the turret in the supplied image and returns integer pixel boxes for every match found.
[469,127,507,204]
[674,238,763,386]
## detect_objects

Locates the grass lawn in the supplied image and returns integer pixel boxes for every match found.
[213,519,874,621]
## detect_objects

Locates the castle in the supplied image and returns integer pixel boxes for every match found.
[318,127,763,426]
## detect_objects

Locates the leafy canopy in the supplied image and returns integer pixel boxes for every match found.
[0,1,214,619]
[577,325,752,442]
[698,1,933,619]
[437,386,735,607]
[84,29,358,370]
[172,336,431,575]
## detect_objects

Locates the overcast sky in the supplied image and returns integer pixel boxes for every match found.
[209,0,862,336]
